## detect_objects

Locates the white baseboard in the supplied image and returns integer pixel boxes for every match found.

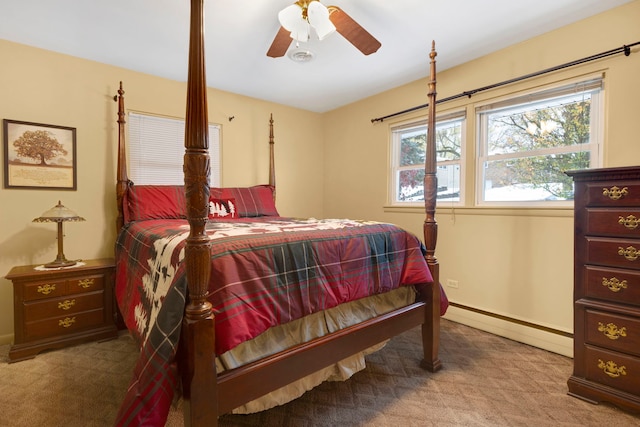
[443,305,574,358]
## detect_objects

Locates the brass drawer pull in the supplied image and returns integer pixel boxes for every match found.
[618,246,640,261]
[37,284,56,295]
[58,299,76,310]
[619,215,640,230]
[78,278,94,289]
[597,322,627,340]
[603,186,629,200]
[602,277,628,292]
[58,317,76,328]
[598,359,627,378]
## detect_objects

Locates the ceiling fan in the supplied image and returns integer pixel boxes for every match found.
[267,0,381,58]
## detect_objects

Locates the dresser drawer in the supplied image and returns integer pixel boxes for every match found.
[585,208,640,237]
[23,274,105,302]
[585,237,640,270]
[24,309,106,340]
[584,181,640,207]
[584,265,640,307]
[585,309,640,357]
[24,291,104,321]
[584,345,640,396]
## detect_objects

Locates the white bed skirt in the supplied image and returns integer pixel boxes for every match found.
[216,286,417,414]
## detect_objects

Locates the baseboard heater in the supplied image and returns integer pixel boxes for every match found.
[449,301,573,339]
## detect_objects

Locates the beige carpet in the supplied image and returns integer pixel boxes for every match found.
[1,319,639,426]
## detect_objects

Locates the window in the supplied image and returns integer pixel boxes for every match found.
[477,78,603,205]
[128,112,221,186]
[390,112,465,205]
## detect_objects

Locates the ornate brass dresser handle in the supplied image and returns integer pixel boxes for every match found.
[58,299,76,310]
[78,278,94,289]
[618,246,640,261]
[597,359,627,378]
[619,215,640,230]
[597,322,627,340]
[58,317,76,328]
[603,186,629,200]
[602,277,628,292]
[37,284,56,295]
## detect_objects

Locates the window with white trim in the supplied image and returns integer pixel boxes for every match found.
[390,112,465,205]
[476,78,603,205]
[128,112,221,186]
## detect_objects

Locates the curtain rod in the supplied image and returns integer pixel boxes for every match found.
[371,40,639,123]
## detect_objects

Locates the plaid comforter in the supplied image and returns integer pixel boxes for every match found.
[114,217,434,426]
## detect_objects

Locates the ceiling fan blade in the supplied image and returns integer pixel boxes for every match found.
[328,6,381,55]
[267,26,293,58]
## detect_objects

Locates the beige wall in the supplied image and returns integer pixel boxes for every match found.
[323,1,640,356]
[0,40,324,343]
[1,1,638,355]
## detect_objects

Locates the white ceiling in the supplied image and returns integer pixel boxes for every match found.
[0,0,632,112]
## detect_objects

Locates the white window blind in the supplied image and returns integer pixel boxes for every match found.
[128,112,221,186]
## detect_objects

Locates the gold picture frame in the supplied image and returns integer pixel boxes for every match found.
[3,119,77,190]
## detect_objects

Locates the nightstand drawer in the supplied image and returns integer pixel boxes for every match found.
[22,279,67,301]
[23,274,105,301]
[24,309,106,340]
[585,237,640,270]
[586,208,640,237]
[584,181,640,207]
[24,291,104,321]
[584,265,640,307]
[585,345,640,396]
[585,309,640,356]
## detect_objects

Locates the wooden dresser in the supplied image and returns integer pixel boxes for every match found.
[5,258,118,362]
[567,166,640,412]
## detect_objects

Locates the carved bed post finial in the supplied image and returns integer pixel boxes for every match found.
[269,113,276,202]
[115,81,129,232]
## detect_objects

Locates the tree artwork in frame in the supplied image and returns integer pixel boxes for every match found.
[3,119,77,190]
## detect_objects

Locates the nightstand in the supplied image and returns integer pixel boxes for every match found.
[5,258,118,362]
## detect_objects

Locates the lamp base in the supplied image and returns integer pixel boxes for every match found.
[43,259,77,269]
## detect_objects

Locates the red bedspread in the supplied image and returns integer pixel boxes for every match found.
[114,217,438,425]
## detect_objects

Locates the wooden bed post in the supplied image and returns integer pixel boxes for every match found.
[269,113,276,201]
[180,0,217,425]
[115,81,128,232]
[422,41,442,372]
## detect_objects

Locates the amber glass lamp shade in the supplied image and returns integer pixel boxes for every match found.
[32,200,85,268]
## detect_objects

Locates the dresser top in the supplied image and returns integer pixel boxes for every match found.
[566,166,640,182]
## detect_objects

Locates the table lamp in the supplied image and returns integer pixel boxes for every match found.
[33,200,85,268]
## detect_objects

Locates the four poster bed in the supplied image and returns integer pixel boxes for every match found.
[113,1,443,426]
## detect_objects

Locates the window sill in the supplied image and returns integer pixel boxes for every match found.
[383,204,574,218]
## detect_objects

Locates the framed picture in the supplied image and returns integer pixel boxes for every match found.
[3,119,77,190]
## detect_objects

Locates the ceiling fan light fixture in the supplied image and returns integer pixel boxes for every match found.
[278,4,310,42]
[278,1,335,43]
[307,1,336,40]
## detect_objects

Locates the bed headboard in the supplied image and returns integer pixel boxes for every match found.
[113,99,277,232]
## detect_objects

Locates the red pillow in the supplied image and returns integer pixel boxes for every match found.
[210,185,278,217]
[208,198,237,219]
[125,185,186,223]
